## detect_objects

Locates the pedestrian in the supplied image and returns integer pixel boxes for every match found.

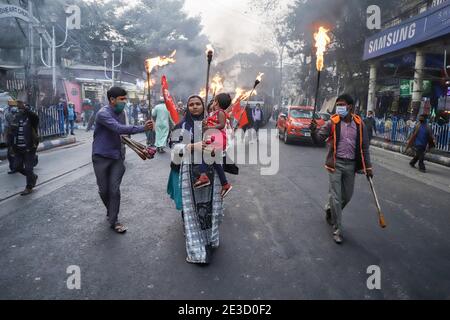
[4,99,19,174]
[177,101,185,119]
[132,104,139,125]
[152,99,172,153]
[82,99,93,128]
[310,94,373,244]
[9,101,40,196]
[167,95,224,264]
[92,87,154,234]
[57,99,66,135]
[364,110,377,142]
[86,99,101,132]
[66,102,76,135]
[252,104,263,140]
[406,114,436,173]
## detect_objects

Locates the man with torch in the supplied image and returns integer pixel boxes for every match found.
[309,27,376,244]
[92,87,154,234]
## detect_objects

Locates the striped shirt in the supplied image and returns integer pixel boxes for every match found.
[17,119,26,148]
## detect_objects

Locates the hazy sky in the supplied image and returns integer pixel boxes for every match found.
[182,0,292,60]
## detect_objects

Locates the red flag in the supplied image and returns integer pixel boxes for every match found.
[231,100,242,121]
[231,100,249,128]
[161,75,180,124]
[238,109,249,128]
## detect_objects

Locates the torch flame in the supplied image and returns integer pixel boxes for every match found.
[210,74,224,95]
[145,50,176,74]
[256,73,264,82]
[206,44,214,55]
[232,88,257,104]
[199,88,207,98]
[314,27,331,71]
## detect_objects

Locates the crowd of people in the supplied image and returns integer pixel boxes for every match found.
[0,87,439,265]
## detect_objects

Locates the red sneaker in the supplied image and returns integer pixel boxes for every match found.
[194,174,211,189]
[221,183,233,198]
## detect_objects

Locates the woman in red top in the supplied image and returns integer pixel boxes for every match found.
[194,93,233,198]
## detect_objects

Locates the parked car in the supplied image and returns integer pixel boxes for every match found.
[277,106,326,144]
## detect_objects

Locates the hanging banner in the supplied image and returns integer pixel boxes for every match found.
[63,81,82,115]
[400,79,432,97]
[0,5,30,22]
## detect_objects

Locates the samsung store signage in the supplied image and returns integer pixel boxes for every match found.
[363,1,450,60]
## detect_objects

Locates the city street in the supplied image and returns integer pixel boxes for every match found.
[1,127,449,300]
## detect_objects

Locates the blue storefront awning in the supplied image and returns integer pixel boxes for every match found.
[363,1,450,61]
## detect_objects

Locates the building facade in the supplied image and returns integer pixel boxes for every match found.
[364,0,450,120]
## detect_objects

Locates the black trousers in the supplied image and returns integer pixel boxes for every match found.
[92,155,126,227]
[14,149,37,189]
[7,147,15,172]
[410,146,426,170]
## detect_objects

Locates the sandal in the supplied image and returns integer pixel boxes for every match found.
[112,223,128,234]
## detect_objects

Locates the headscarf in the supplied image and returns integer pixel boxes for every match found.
[175,95,205,133]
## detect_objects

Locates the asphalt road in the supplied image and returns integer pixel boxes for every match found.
[0,127,449,300]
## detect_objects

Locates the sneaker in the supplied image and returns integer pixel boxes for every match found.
[7,171,16,175]
[194,174,211,189]
[325,208,333,226]
[333,230,343,244]
[409,162,416,168]
[20,188,33,196]
[419,168,426,173]
[221,183,233,198]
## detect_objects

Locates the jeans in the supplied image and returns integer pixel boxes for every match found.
[66,120,74,134]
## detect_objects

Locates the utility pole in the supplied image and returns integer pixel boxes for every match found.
[28,0,36,106]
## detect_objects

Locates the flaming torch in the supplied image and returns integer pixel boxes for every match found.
[205,44,214,115]
[235,73,264,129]
[245,73,264,108]
[211,74,224,100]
[145,50,176,114]
[313,26,331,118]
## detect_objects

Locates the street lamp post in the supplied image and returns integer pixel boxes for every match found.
[38,14,70,98]
[103,43,124,87]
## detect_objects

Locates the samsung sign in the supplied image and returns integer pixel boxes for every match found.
[364,1,450,60]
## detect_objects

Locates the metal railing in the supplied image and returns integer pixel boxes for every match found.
[375,118,450,153]
[35,105,66,140]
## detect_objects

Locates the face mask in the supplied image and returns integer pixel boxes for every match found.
[336,106,349,118]
[114,101,126,114]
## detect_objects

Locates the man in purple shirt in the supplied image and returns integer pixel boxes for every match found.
[93,87,153,234]
[311,94,373,244]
